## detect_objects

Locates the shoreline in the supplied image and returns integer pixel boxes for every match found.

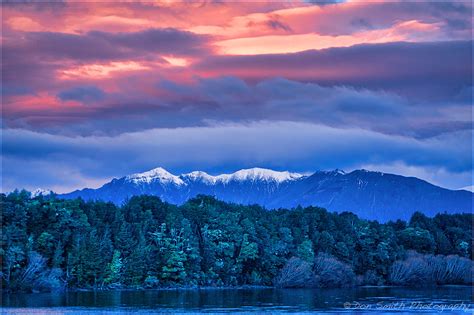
[4,284,473,295]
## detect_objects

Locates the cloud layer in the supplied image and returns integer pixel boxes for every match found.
[2,122,472,193]
[1,0,472,192]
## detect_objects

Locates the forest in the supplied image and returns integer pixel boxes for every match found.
[1,191,472,292]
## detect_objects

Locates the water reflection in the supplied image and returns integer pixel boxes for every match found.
[2,286,473,313]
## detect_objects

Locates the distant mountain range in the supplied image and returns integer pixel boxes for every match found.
[59,167,473,221]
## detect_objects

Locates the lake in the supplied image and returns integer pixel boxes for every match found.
[2,286,472,314]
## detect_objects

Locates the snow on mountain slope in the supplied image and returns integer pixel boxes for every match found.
[126,167,185,186]
[181,171,217,184]
[460,185,474,192]
[132,167,304,186]
[215,168,304,184]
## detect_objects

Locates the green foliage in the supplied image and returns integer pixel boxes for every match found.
[105,250,123,285]
[144,275,160,288]
[1,192,472,292]
[296,239,314,262]
[398,227,436,253]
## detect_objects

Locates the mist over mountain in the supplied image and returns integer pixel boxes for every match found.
[59,167,473,222]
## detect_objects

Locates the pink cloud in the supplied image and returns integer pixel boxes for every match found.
[1,1,471,127]
[215,20,443,55]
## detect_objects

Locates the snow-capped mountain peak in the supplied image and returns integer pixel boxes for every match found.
[218,167,303,184]
[181,171,216,184]
[126,167,184,186]
[179,168,304,185]
[125,167,304,186]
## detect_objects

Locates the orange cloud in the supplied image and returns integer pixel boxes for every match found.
[5,16,46,32]
[3,94,73,116]
[71,15,155,33]
[3,2,294,36]
[59,61,150,80]
[216,20,442,55]
[162,56,189,67]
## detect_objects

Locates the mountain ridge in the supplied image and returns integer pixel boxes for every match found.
[59,166,473,222]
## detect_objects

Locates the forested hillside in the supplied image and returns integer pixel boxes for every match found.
[1,191,472,292]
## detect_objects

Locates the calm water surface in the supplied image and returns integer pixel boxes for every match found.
[2,286,473,314]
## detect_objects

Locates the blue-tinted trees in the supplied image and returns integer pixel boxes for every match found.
[1,193,472,292]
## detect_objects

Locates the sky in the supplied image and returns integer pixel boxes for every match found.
[1,0,473,193]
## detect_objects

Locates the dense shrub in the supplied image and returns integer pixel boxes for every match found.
[275,254,356,288]
[389,251,473,286]
[274,257,314,288]
[8,251,64,292]
[313,253,356,288]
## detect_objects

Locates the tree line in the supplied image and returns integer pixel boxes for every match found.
[1,191,472,292]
